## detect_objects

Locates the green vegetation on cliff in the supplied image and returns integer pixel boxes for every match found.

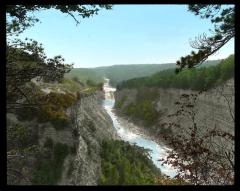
[16,91,78,130]
[125,100,158,126]
[117,55,234,91]
[16,76,103,130]
[123,88,159,126]
[99,139,161,185]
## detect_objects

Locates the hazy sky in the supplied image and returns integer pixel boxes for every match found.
[16,5,234,68]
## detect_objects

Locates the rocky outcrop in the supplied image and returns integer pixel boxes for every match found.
[40,91,118,185]
[61,91,118,185]
[7,91,118,185]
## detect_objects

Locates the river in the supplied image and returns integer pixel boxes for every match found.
[102,78,178,178]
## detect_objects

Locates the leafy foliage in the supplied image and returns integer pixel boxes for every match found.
[6,4,112,110]
[160,93,234,185]
[176,5,234,72]
[155,176,186,185]
[99,139,161,185]
[116,88,159,126]
[6,4,112,185]
[37,92,76,129]
[118,55,234,91]
[6,39,73,110]
[6,5,112,36]
[16,92,77,130]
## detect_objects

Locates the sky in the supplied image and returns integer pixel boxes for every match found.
[16,5,234,68]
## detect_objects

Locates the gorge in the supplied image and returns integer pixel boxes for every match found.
[102,78,178,177]
[114,78,234,185]
[7,74,234,185]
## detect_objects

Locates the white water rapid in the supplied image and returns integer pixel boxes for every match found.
[102,78,178,178]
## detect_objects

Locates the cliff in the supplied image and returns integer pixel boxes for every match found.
[61,91,119,185]
[114,78,234,143]
[7,91,118,185]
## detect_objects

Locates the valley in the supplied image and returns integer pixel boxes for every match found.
[6,4,235,186]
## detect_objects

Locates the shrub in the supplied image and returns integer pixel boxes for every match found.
[37,92,77,129]
[15,91,77,130]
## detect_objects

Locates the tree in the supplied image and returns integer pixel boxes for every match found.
[161,92,234,185]
[6,40,73,110]
[176,4,234,73]
[6,4,112,184]
[6,5,112,36]
[6,5,112,110]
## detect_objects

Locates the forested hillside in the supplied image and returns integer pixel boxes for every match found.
[117,55,234,91]
[65,60,221,87]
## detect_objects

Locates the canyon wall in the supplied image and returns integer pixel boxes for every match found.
[7,91,118,185]
[114,78,234,140]
[61,91,118,185]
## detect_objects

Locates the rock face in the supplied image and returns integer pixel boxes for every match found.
[114,78,234,141]
[7,91,118,185]
[114,79,235,184]
[114,79,234,185]
[41,91,118,185]
[61,91,118,185]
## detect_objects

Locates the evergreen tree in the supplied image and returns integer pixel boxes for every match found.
[176,5,234,73]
